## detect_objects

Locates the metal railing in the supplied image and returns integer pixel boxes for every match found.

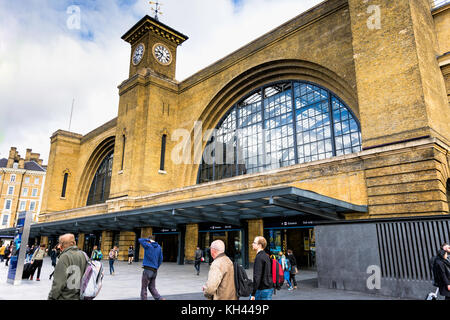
[431,0,450,9]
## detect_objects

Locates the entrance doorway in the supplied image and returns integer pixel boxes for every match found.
[198,229,243,266]
[154,233,179,262]
[84,233,101,258]
[264,227,316,269]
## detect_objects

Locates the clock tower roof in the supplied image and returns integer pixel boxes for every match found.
[121,15,188,46]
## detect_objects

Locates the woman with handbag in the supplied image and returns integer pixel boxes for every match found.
[287,249,298,289]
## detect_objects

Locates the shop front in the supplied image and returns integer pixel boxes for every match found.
[264,216,321,269]
[198,222,244,266]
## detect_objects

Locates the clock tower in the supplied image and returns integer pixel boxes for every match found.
[121,15,188,80]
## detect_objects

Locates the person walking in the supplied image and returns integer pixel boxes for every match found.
[287,249,298,289]
[4,243,11,266]
[128,245,134,264]
[278,251,293,290]
[49,244,61,280]
[0,243,5,263]
[30,244,47,281]
[194,246,203,276]
[138,235,164,300]
[108,246,118,275]
[48,234,88,300]
[202,240,237,300]
[91,245,103,261]
[432,248,450,300]
[250,236,273,300]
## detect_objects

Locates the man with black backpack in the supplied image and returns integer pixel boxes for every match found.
[250,236,273,300]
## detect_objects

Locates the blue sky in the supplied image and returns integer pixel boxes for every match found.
[0,0,323,162]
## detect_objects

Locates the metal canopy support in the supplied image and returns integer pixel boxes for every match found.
[269,197,342,221]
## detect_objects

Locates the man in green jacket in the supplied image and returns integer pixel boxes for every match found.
[48,234,87,300]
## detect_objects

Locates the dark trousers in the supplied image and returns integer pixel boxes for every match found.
[31,260,43,279]
[109,259,115,274]
[290,272,297,286]
[194,260,201,274]
[5,256,10,266]
[141,269,161,300]
[0,254,3,262]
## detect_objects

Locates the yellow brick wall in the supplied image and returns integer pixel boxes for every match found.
[184,224,198,262]
[118,231,136,261]
[247,219,264,263]
[77,233,85,250]
[101,231,113,259]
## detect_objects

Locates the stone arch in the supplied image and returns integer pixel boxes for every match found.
[181,59,359,186]
[75,136,115,207]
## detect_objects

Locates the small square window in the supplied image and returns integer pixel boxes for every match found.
[32,189,38,197]
[22,188,28,196]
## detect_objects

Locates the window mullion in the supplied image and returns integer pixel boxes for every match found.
[328,94,337,156]
[291,81,299,164]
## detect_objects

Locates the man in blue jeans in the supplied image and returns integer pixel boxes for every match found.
[139,235,164,300]
[250,236,273,300]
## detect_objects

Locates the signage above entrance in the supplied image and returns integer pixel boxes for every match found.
[153,227,178,234]
[199,222,240,232]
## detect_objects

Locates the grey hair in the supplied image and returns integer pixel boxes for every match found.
[210,240,225,253]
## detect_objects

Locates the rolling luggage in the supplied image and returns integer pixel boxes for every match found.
[22,263,33,279]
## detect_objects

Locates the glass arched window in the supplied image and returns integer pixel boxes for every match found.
[198,81,362,183]
[86,152,113,206]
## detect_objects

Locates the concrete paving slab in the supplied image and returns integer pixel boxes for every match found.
[0,257,405,300]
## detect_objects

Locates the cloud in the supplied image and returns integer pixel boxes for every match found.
[0,0,322,163]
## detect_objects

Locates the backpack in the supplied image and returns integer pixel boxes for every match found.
[233,262,253,298]
[93,250,103,260]
[429,255,439,287]
[80,252,104,300]
[271,258,284,291]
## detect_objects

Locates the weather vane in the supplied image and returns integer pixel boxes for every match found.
[149,1,163,21]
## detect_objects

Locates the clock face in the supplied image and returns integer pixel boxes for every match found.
[132,43,145,65]
[153,43,172,65]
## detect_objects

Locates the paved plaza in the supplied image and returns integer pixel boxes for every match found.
[0,257,407,300]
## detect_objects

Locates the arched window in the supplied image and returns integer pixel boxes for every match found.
[86,152,114,206]
[61,173,68,198]
[198,81,362,183]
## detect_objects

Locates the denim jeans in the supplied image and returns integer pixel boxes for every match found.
[284,271,292,287]
[109,259,115,274]
[194,260,201,274]
[141,269,162,300]
[255,288,273,300]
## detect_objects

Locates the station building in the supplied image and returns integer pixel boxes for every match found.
[5,0,450,298]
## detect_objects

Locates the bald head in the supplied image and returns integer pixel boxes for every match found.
[210,240,225,260]
[59,233,76,250]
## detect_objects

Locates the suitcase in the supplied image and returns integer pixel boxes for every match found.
[22,263,33,279]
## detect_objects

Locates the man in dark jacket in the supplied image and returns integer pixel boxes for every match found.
[250,236,273,300]
[48,234,87,300]
[139,235,164,300]
[194,246,203,276]
[287,249,298,289]
[432,249,450,300]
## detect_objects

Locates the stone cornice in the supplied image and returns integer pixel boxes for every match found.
[0,168,46,175]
